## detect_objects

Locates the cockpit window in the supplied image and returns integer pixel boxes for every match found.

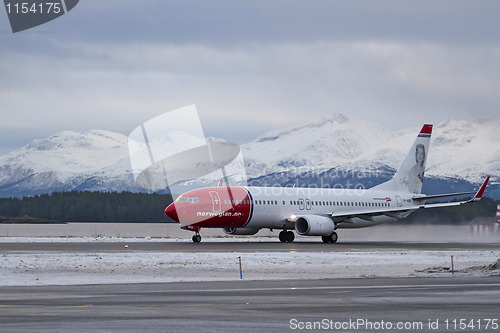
[177,197,199,204]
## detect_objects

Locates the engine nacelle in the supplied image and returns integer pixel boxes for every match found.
[295,215,335,236]
[223,227,260,235]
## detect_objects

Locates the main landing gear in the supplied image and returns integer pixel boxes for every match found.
[321,232,338,244]
[279,230,295,243]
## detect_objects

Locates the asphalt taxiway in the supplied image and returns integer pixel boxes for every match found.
[0,277,499,332]
[0,240,499,253]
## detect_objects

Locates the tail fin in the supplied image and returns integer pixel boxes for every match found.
[372,124,432,194]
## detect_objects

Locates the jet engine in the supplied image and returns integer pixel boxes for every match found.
[295,215,335,236]
[223,227,260,235]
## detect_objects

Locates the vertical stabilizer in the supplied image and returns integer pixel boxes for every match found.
[372,124,432,194]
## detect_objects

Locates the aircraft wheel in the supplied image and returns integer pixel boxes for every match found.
[287,231,295,242]
[321,232,338,244]
[278,231,287,243]
[192,234,202,243]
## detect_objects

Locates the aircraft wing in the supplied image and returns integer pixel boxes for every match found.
[328,176,490,223]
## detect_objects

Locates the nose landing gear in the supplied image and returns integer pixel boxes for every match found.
[192,232,202,243]
[181,225,202,243]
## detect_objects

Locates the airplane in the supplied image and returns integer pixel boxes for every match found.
[165,124,490,243]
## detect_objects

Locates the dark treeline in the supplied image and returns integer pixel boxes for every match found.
[0,191,173,223]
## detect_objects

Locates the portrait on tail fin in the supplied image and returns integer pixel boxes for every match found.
[403,143,426,193]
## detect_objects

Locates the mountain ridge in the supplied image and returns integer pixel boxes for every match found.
[0,116,498,198]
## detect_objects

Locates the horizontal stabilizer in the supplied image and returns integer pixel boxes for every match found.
[413,192,475,202]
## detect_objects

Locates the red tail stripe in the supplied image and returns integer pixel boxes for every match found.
[420,124,433,134]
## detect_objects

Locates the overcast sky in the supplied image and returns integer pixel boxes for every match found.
[1,1,499,154]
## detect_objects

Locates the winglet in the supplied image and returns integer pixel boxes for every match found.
[469,176,490,202]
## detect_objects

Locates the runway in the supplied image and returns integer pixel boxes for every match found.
[1,239,498,331]
[0,277,499,332]
[1,240,499,253]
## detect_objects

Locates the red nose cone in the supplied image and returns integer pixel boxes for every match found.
[165,203,179,222]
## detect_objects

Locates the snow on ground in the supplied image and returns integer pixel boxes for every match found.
[0,238,498,286]
[0,224,498,286]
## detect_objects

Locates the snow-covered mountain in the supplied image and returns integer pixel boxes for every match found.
[0,116,498,198]
[242,116,500,184]
[353,119,500,183]
[0,130,140,197]
[242,114,395,175]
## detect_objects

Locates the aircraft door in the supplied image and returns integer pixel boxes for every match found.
[209,191,222,212]
[306,199,311,210]
[396,196,403,207]
[299,199,305,210]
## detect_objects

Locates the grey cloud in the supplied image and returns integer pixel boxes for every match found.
[1,1,500,154]
[3,1,499,47]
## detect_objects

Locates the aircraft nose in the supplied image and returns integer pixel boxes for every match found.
[165,203,179,222]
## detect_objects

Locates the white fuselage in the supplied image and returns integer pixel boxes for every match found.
[244,186,418,229]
